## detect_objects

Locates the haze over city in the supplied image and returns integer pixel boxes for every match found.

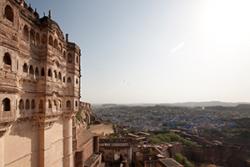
[27,0,250,104]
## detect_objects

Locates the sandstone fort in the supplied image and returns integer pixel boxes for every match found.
[0,0,102,166]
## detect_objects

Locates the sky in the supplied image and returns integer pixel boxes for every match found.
[27,0,250,104]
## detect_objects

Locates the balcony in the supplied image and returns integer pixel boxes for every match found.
[0,110,15,123]
[0,110,16,135]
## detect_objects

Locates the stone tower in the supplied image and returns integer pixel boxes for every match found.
[0,0,81,166]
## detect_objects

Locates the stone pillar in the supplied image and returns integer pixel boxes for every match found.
[63,114,73,167]
[38,125,45,167]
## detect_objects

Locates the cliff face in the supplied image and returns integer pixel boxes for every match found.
[184,145,250,167]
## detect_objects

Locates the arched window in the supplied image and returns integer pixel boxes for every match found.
[23,63,28,72]
[63,77,65,83]
[75,101,78,107]
[29,65,34,75]
[36,33,40,46]
[58,72,62,80]
[39,100,43,109]
[41,68,45,76]
[48,69,52,77]
[30,29,35,44]
[54,100,57,109]
[35,67,39,77]
[67,54,73,63]
[4,5,14,22]
[23,25,29,41]
[25,99,30,110]
[54,70,57,78]
[2,98,11,111]
[55,61,60,67]
[67,77,71,83]
[66,100,71,109]
[3,52,11,66]
[49,35,53,45]
[76,79,78,84]
[31,99,35,109]
[48,100,52,108]
[54,39,58,49]
[58,100,62,108]
[19,99,24,110]
[41,34,47,45]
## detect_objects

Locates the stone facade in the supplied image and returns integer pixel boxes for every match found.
[0,0,80,167]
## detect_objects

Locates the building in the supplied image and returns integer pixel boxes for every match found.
[134,145,183,167]
[73,103,103,167]
[0,0,81,166]
[99,139,133,167]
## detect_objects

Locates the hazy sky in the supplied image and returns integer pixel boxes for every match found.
[27,0,250,104]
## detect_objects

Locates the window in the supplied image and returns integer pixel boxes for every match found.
[54,39,58,49]
[2,98,11,111]
[25,99,30,110]
[54,100,57,109]
[63,77,65,83]
[29,65,34,75]
[48,100,52,108]
[41,68,45,76]
[54,70,57,78]
[36,33,40,46]
[30,29,35,44]
[48,69,52,77]
[19,99,24,110]
[66,100,71,109]
[59,100,62,108]
[39,100,43,109]
[55,61,60,68]
[23,25,29,41]
[76,79,78,84]
[4,5,14,22]
[49,35,53,46]
[67,54,73,63]
[23,63,28,72]
[31,99,35,109]
[75,101,78,107]
[58,72,62,80]
[41,34,47,45]
[3,52,11,66]
[67,77,71,83]
[35,67,39,77]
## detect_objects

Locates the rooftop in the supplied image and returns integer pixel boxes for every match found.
[159,158,183,167]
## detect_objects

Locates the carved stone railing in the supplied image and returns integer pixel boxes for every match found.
[0,110,16,136]
[0,110,15,123]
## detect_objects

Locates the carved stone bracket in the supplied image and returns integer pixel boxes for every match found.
[32,112,60,130]
[0,122,13,137]
[63,111,75,120]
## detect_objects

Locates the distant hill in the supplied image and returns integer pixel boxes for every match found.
[164,101,244,107]
[93,101,250,108]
